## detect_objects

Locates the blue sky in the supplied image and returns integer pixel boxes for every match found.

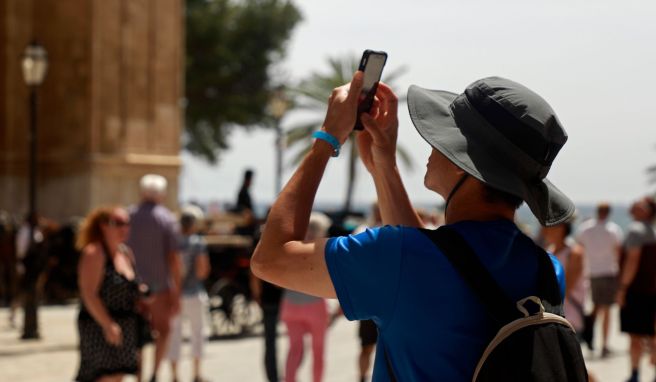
[180,0,656,209]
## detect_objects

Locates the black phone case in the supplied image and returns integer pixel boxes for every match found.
[354,50,387,130]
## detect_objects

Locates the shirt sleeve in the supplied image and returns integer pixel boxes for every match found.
[624,223,646,249]
[548,253,566,300]
[612,224,624,246]
[324,225,404,323]
[574,220,591,246]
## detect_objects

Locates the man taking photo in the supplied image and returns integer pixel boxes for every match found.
[252,70,577,380]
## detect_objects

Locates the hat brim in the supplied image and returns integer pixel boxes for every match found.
[407,85,575,227]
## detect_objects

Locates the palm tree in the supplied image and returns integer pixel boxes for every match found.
[286,54,413,214]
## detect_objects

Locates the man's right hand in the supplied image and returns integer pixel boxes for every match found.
[357,82,400,174]
[321,71,364,145]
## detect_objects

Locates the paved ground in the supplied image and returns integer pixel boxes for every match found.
[0,304,654,382]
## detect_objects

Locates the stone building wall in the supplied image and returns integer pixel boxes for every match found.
[0,0,183,221]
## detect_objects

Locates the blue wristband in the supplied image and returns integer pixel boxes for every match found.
[312,131,340,157]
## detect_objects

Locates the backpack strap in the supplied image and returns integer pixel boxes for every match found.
[383,345,398,382]
[381,225,564,381]
[421,226,523,326]
[532,243,565,316]
[422,226,564,324]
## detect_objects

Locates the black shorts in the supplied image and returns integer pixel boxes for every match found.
[359,320,378,347]
[590,276,618,306]
[620,292,656,336]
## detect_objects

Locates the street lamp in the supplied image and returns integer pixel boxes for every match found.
[20,41,48,340]
[268,87,289,195]
[22,42,49,86]
[22,41,48,232]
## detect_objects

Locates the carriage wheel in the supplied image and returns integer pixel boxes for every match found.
[207,279,262,338]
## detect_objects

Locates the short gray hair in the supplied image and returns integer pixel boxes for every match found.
[140,174,167,199]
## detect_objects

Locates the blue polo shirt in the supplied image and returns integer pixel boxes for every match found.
[325,219,564,382]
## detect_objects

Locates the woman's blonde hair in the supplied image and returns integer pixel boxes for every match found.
[76,206,119,250]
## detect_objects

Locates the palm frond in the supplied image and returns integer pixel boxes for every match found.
[284,53,411,212]
[288,100,327,112]
[286,121,321,147]
[382,65,409,86]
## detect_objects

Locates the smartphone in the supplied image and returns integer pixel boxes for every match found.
[354,50,388,130]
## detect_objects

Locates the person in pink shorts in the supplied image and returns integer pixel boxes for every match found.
[280,212,335,382]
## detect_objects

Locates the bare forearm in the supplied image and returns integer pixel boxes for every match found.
[251,72,361,293]
[195,255,210,280]
[169,252,182,292]
[81,291,113,328]
[256,141,332,255]
[565,250,584,296]
[251,141,336,294]
[372,165,423,227]
[619,249,641,287]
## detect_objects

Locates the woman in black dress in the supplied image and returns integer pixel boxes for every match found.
[617,196,656,382]
[75,206,140,382]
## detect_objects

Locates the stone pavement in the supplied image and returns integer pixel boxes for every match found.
[0,304,654,382]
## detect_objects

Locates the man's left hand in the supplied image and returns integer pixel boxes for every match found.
[357,82,400,174]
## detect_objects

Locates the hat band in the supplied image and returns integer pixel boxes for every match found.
[464,86,558,166]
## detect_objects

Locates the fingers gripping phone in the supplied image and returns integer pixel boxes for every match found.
[354,50,388,130]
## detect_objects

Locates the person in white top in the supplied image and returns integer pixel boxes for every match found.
[575,203,623,357]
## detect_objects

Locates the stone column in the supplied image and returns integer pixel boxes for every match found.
[0,0,183,221]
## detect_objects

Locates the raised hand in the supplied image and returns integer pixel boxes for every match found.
[357,82,400,173]
[321,71,364,145]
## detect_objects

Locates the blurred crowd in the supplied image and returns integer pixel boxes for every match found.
[1,168,654,382]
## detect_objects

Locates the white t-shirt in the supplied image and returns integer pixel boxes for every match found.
[575,218,623,277]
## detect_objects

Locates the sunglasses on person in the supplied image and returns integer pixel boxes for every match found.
[108,217,130,228]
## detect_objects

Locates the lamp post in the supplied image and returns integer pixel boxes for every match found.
[268,87,289,195]
[21,41,48,340]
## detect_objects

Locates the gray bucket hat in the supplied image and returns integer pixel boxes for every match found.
[407,76,574,227]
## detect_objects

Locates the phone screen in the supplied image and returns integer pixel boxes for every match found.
[361,54,386,96]
[354,50,387,130]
